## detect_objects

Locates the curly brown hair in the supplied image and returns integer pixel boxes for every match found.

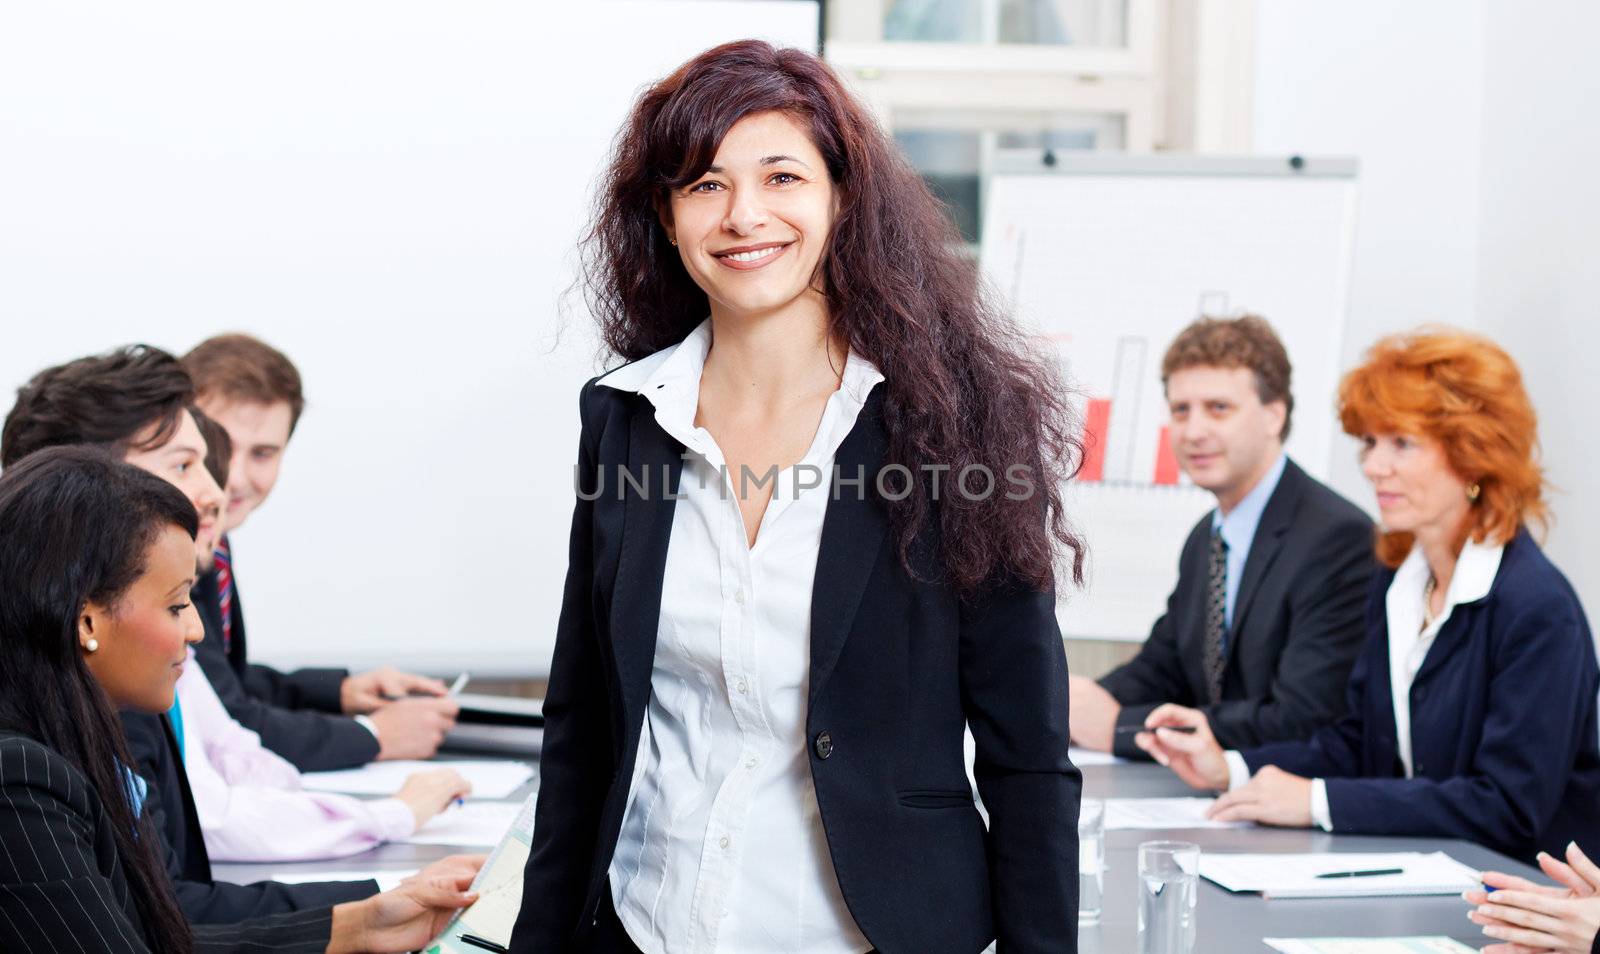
[582,40,1084,594]
[1160,315,1294,440]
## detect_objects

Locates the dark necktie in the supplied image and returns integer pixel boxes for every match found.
[1203,526,1229,703]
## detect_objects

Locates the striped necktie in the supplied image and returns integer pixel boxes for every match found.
[1202,526,1229,703]
[215,536,234,653]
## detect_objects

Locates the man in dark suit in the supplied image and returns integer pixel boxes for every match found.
[183,334,458,766]
[1068,316,1374,759]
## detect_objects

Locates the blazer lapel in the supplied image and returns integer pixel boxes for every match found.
[808,390,890,710]
[1224,461,1305,653]
[608,397,685,730]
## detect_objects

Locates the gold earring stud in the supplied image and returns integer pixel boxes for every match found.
[84,638,99,653]
[1466,482,1481,502]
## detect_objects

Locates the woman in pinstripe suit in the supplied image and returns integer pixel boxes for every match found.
[0,446,478,954]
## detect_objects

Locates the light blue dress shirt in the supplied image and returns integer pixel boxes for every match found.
[1209,453,1288,632]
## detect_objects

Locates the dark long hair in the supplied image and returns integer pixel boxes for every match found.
[584,39,1084,593]
[0,446,198,951]
[1,344,194,469]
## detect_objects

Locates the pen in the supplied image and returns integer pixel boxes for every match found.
[458,935,509,953]
[1313,867,1404,879]
[381,672,469,702]
[1115,725,1198,735]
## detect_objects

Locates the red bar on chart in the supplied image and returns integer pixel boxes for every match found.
[1080,398,1110,482]
[1154,426,1180,485]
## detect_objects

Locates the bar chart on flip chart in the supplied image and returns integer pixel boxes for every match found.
[980,155,1359,641]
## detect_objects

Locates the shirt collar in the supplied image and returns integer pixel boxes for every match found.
[593,317,885,455]
[1391,533,1505,611]
[1211,453,1287,553]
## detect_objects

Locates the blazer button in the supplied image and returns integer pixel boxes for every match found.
[814,731,834,760]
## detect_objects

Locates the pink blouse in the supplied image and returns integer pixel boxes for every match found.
[176,648,416,862]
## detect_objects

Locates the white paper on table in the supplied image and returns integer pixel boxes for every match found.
[1264,938,1477,953]
[404,801,523,847]
[1069,746,1125,766]
[1201,851,1481,899]
[1103,797,1250,830]
[269,869,405,893]
[300,759,534,799]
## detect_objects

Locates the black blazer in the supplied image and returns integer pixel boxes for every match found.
[191,568,379,771]
[511,379,1081,954]
[0,730,337,953]
[197,557,350,714]
[1099,459,1374,756]
[120,711,378,924]
[1242,528,1600,862]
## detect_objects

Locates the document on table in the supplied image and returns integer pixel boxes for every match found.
[301,759,535,799]
[1264,938,1477,954]
[270,869,405,893]
[1069,746,1126,766]
[427,790,539,953]
[1200,851,1480,898]
[404,801,523,847]
[1104,797,1250,830]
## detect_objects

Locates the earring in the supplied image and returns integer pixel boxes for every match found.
[1466,482,1481,502]
[84,638,99,653]
[669,237,677,246]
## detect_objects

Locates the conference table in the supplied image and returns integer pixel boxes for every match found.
[214,732,1537,952]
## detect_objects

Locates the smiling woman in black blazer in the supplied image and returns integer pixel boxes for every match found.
[512,41,1084,954]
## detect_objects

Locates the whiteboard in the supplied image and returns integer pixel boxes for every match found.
[0,1,819,677]
[978,155,1360,641]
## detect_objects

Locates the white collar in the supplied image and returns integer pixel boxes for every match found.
[595,317,885,404]
[1386,534,1505,648]
[594,317,885,461]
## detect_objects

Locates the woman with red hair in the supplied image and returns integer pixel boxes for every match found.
[1138,330,1600,874]
[512,40,1083,953]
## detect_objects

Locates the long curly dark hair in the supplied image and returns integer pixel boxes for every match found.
[583,39,1084,594]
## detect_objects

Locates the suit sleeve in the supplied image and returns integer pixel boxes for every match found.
[1199,514,1373,749]
[0,740,336,954]
[242,664,349,715]
[1100,528,1202,759]
[193,635,378,772]
[961,570,1082,953]
[1317,592,1596,850]
[511,381,613,953]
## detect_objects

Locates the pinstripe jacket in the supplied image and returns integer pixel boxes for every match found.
[0,731,334,953]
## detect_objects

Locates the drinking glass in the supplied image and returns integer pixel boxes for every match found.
[1138,840,1198,954]
[1077,798,1105,924]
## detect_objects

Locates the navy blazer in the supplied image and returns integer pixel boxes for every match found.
[511,378,1081,954]
[1242,528,1600,862]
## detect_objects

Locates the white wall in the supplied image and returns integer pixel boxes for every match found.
[0,1,820,677]
[1473,1,1600,617]
[1252,0,1598,615]
[1252,0,1488,511]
